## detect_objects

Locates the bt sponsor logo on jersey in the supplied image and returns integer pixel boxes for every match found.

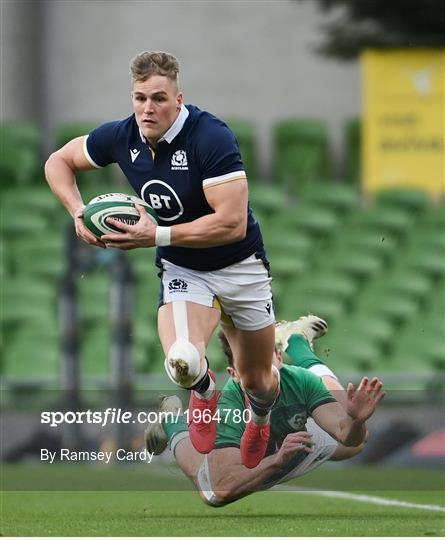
[171,150,188,170]
[140,180,184,222]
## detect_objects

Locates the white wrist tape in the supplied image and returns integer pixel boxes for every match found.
[155,226,171,247]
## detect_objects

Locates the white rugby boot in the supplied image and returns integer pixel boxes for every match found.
[144,395,183,455]
[275,315,328,352]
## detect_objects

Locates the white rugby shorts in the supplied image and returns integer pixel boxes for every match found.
[197,418,337,506]
[265,418,338,487]
[160,254,275,331]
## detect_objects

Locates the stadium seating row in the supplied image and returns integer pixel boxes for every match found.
[1,118,361,191]
[1,175,443,389]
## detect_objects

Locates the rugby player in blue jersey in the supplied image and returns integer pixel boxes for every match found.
[144,315,385,506]
[45,51,279,467]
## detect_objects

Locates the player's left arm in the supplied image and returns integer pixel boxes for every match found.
[208,431,314,504]
[312,376,385,447]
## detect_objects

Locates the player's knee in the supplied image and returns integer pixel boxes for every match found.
[164,339,206,389]
[211,488,236,506]
[241,366,278,397]
[198,490,228,507]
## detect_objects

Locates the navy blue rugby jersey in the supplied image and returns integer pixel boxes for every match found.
[84,104,266,271]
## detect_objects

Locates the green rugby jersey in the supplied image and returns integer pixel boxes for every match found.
[215,365,335,453]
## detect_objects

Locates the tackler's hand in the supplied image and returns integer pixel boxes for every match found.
[345,377,386,424]
[273,431,314,467]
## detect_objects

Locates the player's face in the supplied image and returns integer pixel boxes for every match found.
[132,76,183,145]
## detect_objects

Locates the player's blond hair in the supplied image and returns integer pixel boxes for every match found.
[130,51,180,86]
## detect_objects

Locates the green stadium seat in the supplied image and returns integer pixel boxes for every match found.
[389,320,444,374]
[2,276,55,302]
[78,274,110,325]
[281,205,338,238]
[126,249,157,280]
[3,330,59,379]
[1,296,55,327]
[403,249,445,279]
[349,206,413,237]
[384,353,431,375]
[12,235,64,260]
[265,233,312,260]
[249,183,287,216]
[278,292,345,324]
[367,295,419,325]
[273,119,331,195]
[55,122,115,187]
[419,203,445,228]
[338,339,382,373]
[327,250,384,281]
[343,118,361,185]
[19,252,65,281]
[333,230,397,261]
[341,315,394,347]
[2,186,61,218]
[376,189,430,214]
[81,325,110,378]
[296,272,357,303]
[56,122,100,147]
[133,317,159,350]
[300,181,359,214]
[0,123,41,186]
[411,229,445,251]
[224,119,258,180]
[0,211,48,237]
[385,271,432,302]
[270,255,308,281]
[316,333,381,374]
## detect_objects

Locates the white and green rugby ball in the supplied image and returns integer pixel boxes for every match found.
[83,193,158,237]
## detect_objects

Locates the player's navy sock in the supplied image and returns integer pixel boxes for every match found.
[192,372,210,394]
[245,392,276,426]
[286,334,326,369]
[190,357,216,399]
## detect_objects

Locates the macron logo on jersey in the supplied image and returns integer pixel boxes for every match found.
[130,148,141,163]
[171,150,188,170]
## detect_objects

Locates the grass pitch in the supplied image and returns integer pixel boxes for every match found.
[1,465,444,536]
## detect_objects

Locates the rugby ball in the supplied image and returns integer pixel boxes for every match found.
[83,193,158,237]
